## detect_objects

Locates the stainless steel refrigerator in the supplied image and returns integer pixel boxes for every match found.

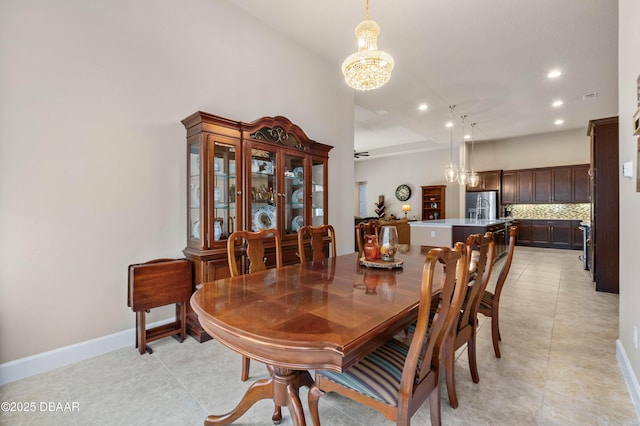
[465,191,498,220]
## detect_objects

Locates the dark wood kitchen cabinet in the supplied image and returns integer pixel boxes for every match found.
[533,167,572,203]
[533,168,553,203]
[501,170,532,204]
[505,164,590,204]
[572,164,590,203]
[588,116,619,293]
[466,170,501,192]
[501,171,516,203]
[552,167,572,202]
[517,170,533,203]
[512,219,531,245]
[530,220,573,248]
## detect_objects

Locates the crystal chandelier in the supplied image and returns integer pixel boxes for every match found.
[342,0,394,91]
[467,122,480,187]
[444,105,459,183]
[457,115,469,185]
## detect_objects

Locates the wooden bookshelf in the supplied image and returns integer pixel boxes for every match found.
[421,185,446,220]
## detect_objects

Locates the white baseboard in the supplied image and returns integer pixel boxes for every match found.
[0,318,174,386]
[617,339,640,421]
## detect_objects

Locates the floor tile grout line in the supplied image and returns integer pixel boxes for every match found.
[152,351,212,419]
[60,367,80,426]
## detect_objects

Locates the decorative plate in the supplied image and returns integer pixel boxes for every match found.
[214,221,222,240]
[359,257,404,269]
[191,183,200,208]
[291,188,304,204]
[292,215,304,232]
[214,157,221,173]
[252,159,274,174]
[293,166,304,184]
[253,205,276,231]
[192,220,200,239]
[214,186,221,202]
[190,154,200,175]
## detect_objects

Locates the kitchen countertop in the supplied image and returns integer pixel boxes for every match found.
[507,217,587,221]
[409,218,509,228]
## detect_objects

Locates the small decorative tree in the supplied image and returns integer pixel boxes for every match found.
[374,195,385,219]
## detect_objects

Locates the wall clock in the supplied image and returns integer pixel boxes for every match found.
[395,184,411,201]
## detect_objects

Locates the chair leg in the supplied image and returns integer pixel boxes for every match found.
[492,307,501,358]
[241,356,250,381]
[429,385,442,426]
[444,334,459,409]
[308,383,324,426]
[468,334,479,383]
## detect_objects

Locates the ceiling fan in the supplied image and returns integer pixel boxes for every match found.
[354,150,369,158]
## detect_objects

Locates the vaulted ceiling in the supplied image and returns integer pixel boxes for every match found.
[228,0,618,158]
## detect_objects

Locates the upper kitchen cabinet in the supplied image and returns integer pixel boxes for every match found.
[533,167,571,203]
[571,164,590,203]
[502,169,532,204]
[466,170,501,192]
[504,165,590,204]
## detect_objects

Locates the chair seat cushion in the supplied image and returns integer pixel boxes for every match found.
[317,338,410,406]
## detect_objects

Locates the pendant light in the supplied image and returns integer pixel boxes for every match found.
[342,0,395,91]
[467,122,480,187]
[444,105,459,183]
[457,114,469,186]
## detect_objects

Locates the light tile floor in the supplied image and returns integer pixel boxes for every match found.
[1,247,638,425]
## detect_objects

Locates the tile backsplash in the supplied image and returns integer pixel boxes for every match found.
[509,203,590,221]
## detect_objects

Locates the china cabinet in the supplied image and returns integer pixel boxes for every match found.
[181,112,333,340]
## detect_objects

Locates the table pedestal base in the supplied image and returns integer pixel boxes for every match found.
[204,367,322,426]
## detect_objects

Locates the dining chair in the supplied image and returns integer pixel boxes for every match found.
[309,242,470,426]
[479,225,517,358]
[443,231,495,409]
[355,220,380,256]
[297,224,336,262]
[227,228,282,381]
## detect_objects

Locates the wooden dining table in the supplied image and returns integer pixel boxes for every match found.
[190,245,439,426]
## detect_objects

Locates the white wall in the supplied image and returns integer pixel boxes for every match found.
[469,128,590,171]
[618,0,640,413]
[354,148,460,220]
[0,0,355,364]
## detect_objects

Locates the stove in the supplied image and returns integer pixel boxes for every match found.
[578,221,590,270]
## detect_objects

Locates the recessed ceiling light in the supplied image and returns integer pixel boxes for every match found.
[445,121,453,128]
[376,109,389,115]
[418,103,428,111]
[464,134,471,139]
[554,119,564,125]
[552,100,564,107]
[547,70,562,79]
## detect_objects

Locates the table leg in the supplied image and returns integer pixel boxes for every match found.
[204,367,317,426]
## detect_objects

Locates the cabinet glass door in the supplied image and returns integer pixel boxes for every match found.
[212,142,237,241]
[311,159,325,226]
[249,148,277,232]
[284,154,305,234]
[189,143,201,242]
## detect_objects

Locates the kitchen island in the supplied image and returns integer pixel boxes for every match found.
[410,218,510,258]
